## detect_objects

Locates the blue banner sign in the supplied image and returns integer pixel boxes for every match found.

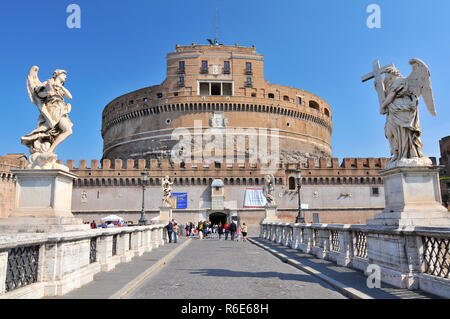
[171,193,188,209]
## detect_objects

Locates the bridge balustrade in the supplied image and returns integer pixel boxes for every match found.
[0,225,165,298]
[260,222,450,298]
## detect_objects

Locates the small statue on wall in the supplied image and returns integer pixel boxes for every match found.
[162,176,174,207]
[22,66,74,170]
[263,174,276,206]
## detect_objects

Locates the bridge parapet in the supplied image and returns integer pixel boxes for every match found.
[260,222,450,299]
[0,224,166,299]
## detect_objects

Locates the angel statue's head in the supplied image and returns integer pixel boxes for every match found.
[383,66,402,90]
[52,69,67,84]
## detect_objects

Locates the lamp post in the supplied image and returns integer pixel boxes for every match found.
[295,169,305,223]
[139,171,149,226]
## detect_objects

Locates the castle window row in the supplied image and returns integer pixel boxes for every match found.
[103,93,330,119]
[287,176,383,189]
[103,102,332,134]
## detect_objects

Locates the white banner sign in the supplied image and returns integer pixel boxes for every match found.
[244,188,268,208]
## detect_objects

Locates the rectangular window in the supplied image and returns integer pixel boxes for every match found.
[178,76,185,86]
[371,187,380,196]
[201,60,208,73]
[211,82,221,95]
[179,61,185,72]
[246,62,252,74]
[223,83,232,96]
[298,96,302,105]
[200,82,209,96]
[224,61,230,73]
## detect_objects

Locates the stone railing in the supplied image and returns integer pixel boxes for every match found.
[0,224,166,299]
[261,222,450,298]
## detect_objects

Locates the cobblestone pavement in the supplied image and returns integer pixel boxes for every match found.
[125,236,347,299]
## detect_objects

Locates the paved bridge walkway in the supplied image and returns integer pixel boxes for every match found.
[55,235,434,299]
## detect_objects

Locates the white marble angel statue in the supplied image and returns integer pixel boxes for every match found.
[162,176,174,207]
[364,58,437,168]
[21,66,74,170]
[263,174,276,206]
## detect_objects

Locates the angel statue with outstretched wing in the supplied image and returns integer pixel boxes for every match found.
[21,66,73,169]
[375,58,436,168]
[263,174,276,206]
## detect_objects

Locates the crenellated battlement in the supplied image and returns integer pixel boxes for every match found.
[65,157,396,188]
[64,157,390,171]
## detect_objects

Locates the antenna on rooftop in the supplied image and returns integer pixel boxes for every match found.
[207,3,222,45]
[216,7,219,45]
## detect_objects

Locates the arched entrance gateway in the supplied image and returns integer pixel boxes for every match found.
[209,212,227,226]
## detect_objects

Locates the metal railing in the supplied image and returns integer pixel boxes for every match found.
[422,236,450,279]
[5,245,39,293]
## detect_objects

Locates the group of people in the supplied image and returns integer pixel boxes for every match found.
[165,219,248,243]
[89,220,128,229]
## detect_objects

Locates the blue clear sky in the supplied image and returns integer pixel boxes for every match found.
[0,0,448,163]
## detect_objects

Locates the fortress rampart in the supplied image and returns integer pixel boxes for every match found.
[65,157,390,188]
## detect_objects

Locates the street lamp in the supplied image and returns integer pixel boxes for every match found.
[295,169,305,223]
[139,171,149,226]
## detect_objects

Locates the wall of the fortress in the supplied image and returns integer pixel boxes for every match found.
[0,155,26,218]
[69,157,387,229]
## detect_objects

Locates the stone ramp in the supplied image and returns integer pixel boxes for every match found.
[50,238,190,299]
[249,237,436,299]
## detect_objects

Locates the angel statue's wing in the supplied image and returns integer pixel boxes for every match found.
[27,66,44,111]
[27,66,56,127]
[407,58,437,116]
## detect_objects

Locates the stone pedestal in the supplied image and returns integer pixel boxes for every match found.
[0,169,89,233]
[262,205,280,223]
[159,206,172,225]
[367,166,450,227]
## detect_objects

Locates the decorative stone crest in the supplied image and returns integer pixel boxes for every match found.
[209,112,227,128]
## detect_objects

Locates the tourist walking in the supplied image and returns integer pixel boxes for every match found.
[241,223,248,242]
[218,222,224,240]
[203,221,208,239]
[229,221,237,241]
[236,224,242,241]
[198,221,204,239]
[173,223,179,243]
[224,222,230,240]
[166,220,174,243]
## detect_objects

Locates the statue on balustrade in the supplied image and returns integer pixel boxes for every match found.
[162,176,174,207]
[263,174,276,206]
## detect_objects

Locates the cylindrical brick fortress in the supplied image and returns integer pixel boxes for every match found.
[101,43,333,162]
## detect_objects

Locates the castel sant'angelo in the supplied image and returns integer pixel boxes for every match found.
[3,42,446,232]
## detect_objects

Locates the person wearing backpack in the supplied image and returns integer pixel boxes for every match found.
[229,221,237,241]
[166,220,174,243]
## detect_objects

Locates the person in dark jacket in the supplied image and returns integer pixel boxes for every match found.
[218,222,224,240]
[166,221,174,243]
[229,221,237,241]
